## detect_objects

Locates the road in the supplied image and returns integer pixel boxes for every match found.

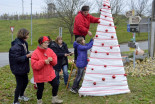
[0,52,9,67]
[0,41,148,68]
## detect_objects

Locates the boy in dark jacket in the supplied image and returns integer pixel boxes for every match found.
[70,37,93,93]
[9,28,32,104]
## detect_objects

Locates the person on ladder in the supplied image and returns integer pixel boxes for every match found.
[70,37,94,93]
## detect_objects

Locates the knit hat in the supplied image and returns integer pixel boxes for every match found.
[81,6,89,11]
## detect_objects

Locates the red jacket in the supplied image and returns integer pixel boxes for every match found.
[73,11,100,36]
[31,46,57,83]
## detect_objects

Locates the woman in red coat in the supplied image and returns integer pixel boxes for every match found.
[31,36,63,104]
[73,6,100,63]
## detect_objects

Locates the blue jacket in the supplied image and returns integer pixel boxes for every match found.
[9,38,30,75]
[73,39,93,68]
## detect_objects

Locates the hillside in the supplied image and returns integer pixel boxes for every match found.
[0,17,148,52]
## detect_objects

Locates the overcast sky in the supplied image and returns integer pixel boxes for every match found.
[0,0,46,15]
[0,0,153,16]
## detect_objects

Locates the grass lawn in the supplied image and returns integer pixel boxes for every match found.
[0,17,148,52]
[0,65,154,104]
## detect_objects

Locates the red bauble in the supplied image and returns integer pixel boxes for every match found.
[112,75,116,79]
[93,82,96,85]
[108,6,111,8]
[87,59,90,62]
[96,35,98,37]
[109,23,112,26]
[95,51,98,53]
[103,4,106,7]
[105,15,107,18]
[115,26,117,29]
[104,65,107,68]
[100,9,102,11]
[105,29,108,32]
[91,68,94,70]
[110,46,113,49]
[118,45,120,47]
[106,53,109,55]
[102,78,105,81]
[111,36,114,39]
[124,74,127,76]
[102,43,104,46]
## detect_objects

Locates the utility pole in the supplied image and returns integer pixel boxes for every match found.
[22,0,24,15]
[31,0,33,45]
[150,0,155,57]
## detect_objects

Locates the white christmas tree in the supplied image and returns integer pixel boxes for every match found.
[78,0,130,96]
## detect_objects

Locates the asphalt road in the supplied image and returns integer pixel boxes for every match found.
[0,52,9,67]
[0,41,148,68]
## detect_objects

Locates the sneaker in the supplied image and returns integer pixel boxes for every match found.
[37,99,43,104]
[52,96,63,104]
[70,88,77,94]
[13,102,20,104]
[18,96,29,101]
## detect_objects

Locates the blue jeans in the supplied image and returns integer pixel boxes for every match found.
[72,67,85,90]
[55,65,69,85]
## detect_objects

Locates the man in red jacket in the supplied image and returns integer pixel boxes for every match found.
[73,6,100,62]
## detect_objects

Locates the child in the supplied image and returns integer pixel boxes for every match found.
[70,37,93,93]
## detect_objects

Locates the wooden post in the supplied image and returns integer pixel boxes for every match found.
[66,63,77,89]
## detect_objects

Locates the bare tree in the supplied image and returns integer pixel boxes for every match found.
[2,14,9,20]
[45,0,88,43]
[95,0,103,13]
[110,0,126,25]
[110,0,126,16]
[145,1,153,17]
[95,0,125,15]
[95,0,126,25]
[128,0,151,17]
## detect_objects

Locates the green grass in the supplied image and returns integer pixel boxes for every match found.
[0,65,154,104]
[0,17,148,52]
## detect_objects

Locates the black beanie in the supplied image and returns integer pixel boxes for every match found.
[81,6,89,11]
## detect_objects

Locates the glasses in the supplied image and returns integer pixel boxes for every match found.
[43,42,49,45]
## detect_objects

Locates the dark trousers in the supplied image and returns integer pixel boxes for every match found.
[36,78,58,100]
[74,35,85,61]
[72,67,85,89]
[14,74,28,103]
